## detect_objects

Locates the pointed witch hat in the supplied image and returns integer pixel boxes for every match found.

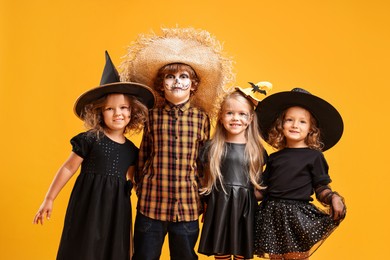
[74,51,156,119]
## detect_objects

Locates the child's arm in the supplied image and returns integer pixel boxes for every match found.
[331,192,346,221]
[315,185,346,221]
[135,125,150,186]
[254,189,264,201]
[126,165,135,194]
[33,152,83,225]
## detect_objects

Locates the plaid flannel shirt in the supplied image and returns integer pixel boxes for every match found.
[136,100,210,222]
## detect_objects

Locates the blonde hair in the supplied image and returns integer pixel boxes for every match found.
[81,94,148,137]
[267,106,323,151]
[200,91,265,195]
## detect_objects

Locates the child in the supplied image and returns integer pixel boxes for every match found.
[33,51,156,260]
[197,84,270,260]
[254,88,346,260]
[119,27,234,260]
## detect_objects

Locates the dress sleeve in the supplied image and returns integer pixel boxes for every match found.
[70,132,93,159]
[311,152,332,186]
[262,148,269,166]
[129,143,139,167]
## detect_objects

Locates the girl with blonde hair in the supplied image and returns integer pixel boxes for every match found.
[198,84,270,260]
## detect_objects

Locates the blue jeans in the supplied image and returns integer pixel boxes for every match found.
[132,212,199,260]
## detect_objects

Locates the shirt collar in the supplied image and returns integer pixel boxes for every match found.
[164,99,191,112]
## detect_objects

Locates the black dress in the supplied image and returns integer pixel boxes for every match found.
[57,132,137,260]
[254,148,341,259]
[198,143,257,259]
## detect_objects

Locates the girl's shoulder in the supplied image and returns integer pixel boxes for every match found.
[270,147,323,158]
[72,130,100,142]
[124,137,138,150]
[70,131,99,158]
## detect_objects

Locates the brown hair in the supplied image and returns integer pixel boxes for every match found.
[81,94,148,137]
[153,63,200,97]
[267,106,323,151]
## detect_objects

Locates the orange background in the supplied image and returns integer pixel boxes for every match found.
[1,0,389,259]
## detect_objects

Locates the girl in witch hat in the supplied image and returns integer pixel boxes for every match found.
[33,51,156,260]
[253,88,346,259]
[197,83,271,260]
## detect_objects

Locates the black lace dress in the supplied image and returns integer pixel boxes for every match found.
[57,132,137,260]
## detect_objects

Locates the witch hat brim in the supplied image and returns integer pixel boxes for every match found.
[256,88,343,151]
[74,51,156,119]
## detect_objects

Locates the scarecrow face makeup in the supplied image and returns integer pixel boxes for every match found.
[162,70,194,104]
[163,71,192,91]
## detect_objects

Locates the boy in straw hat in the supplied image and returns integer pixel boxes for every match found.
[120,27,234,260]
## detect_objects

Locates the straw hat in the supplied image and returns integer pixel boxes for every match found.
[256,88,344,151]
[74,51,156,119]
[119,27,235,118]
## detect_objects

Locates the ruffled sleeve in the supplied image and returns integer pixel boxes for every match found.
[70,132,93,159]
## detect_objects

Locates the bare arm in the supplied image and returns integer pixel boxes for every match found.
[254,189,264,201]
[127,165,135,183]
[126,165,136,195]
[33,152,83,225]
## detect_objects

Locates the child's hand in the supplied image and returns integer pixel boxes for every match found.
[254,189,263,201]
[33,199,53,225]
[330,194,346,221]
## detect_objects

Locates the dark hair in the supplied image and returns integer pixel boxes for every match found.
[153,63,200,97]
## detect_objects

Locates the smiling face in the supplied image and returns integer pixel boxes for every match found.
[102,93,131,134]
[282,106,312,148]
[220,96,253,143]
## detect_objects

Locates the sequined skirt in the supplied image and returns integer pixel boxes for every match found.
[254,199,340,259]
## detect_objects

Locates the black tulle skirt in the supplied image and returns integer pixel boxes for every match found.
[254,199,341,259]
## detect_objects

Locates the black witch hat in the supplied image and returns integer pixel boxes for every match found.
[74,51,156,119]
[256,88,343,151]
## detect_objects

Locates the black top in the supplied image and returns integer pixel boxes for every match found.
[262,148,331,201]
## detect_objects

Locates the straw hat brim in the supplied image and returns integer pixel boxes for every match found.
[119,27,235,118]
[74,82,156,119]
[256,91,343,151]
